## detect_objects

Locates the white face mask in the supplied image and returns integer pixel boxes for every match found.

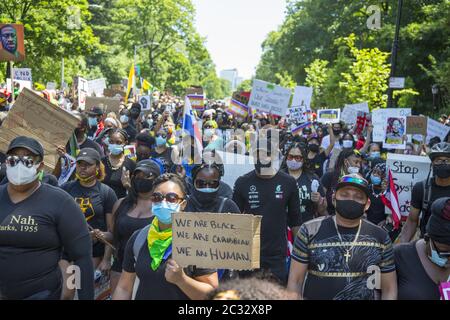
[348,166,360,174]
[6,162,40,186]
[342,140,353,148]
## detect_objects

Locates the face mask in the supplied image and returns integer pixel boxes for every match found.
[255,158,272,175]
[348,166,360,174]
[147,119,154,127]
[103,136,110,145]
[433,164,450,179]
[335,199,366,220]
[371,175,382,186]
[151,201,180,224]
[75,173,96,184]
[156,136,167,147]
[6,162,40,186]
[204,129,215,139]
[333,129,341,136]
[120,115,129,123]
[342,140,353,149]
[428,242,449,268]
[133,178,154,194]
[308,144,319,153]
[109,144,124,155]
[370,151,380,159]
[88,117,98,127]
[287,159,303,171]
[194,187,219,203]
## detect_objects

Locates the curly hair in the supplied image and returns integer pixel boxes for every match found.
[152,173,188,197]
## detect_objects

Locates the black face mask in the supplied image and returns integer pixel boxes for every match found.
[433,164,450,179]
[335,199,366,220]
[308,144,320,153]
[333,129,341,136]
[133,178,154,194]
[193,187,219,204]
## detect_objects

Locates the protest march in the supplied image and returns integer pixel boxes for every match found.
[0,1,449,304]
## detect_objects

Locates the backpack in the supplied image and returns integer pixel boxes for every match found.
[63,181,111,206]
[419,176,433,237]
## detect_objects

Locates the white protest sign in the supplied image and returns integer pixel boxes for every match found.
[248,79,291,117]
[383,116,407,149]
[7,78,32,92]
[138,95,151,111]
[341,102,369,125]
[46,82,57,90]
[288,105,309,124]
[386,153,431,219]
[77,77,89,110]
[172,212,261,270]
[372,108,411,142]
[216,151,255,188]
[292,86,313,110]
[88,78,106,97]
[317,109,341,124]
[58,154,76,186]
[427,118,450,144]
[13,68,32,82]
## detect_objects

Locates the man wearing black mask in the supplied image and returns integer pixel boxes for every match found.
[287,174,397,300]
[401,142,450,242]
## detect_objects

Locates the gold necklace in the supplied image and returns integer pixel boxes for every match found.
[333,216,362,264]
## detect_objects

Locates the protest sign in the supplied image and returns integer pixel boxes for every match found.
[232,91,251,106]
[383,116,407,149]
[427,118,450,144]
[185,86,204,96]
[104,88,125,98]
[86,97,122,114]
[317,109,340,124]
[73,76,89,110]
[13,68,32,82]
[124,145,137,161]
[187,94,205,111]
[7,78,32,92]
[291,86,313,110]
[0,24,25,62]
[248,79,291,117]
[406,116,427,136]
[58,153,76,186]
[341,102,369,125]
[291,122,312,135]
[87,78,107,97]
[372,108,411,142]
[46,82,57,90]
[227,99,249,118]
[138,95,151,111]
[288,105,309,124]
[386,153,431,219]
[354,111,371,136]
[0,88,79,171]
[172,212,261,270]
[216,151,255,188]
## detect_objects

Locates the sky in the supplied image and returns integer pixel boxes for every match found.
[192,0,286,80]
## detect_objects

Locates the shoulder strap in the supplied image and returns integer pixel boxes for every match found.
[422,177,433,213]
[133,225,151,263]
[217,197,227,213]
[98,182,111,204]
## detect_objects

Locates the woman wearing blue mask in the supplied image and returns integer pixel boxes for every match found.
[102,129,136,199]
[395,197,450,300]
[150,129,173,174]
[113,173,218,300]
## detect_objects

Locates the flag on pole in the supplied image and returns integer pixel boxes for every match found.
[142,79,152,92]
[125,64,135,103]
[183,96,203,161]
[381,169,402,230]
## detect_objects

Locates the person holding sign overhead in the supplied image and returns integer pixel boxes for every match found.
[113,173,218,300]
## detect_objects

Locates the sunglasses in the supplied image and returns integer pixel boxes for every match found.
[195,179,220,189]
[287,154,303,162]
[6,155,38,168]
[150,192,184,204]
[432,240,450,258]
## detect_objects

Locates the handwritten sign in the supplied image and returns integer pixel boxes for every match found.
[88,78,107,97]
[341,102,369,125]
[406,116,427,136]
[386,153,431,219]
[291,86,313,111]
[427,118,450,144]
[13,68,32,82]
[248,79,291,117]
[317,109,340,124]
[0,88,79,171]
[372,108,411,142]
[288,105,309,124]
[173,212,261,270]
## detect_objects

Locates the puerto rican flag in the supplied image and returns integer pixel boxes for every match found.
[183,96,203,157]
[381,169,402,230]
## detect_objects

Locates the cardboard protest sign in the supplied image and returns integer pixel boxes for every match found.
[0,24,25,62]
[86,97,122,115]
[0,88,80,171]
[227,99,249,118]
[384,116,407,149]
[88,78,107,97]
[288,105,309,124]
[185,86,204,96]
[13,68,32,82]
[104,88,125,98]
[138,95,151,111]
[406,116,427,136]
[317,109,340,124]
[292,86,313,110]
[427,118,450,144]
[248,79,291,117]
[341,102,369,125]
[173,212,261,270]
[386,153,431,219]
[372,108,411,142]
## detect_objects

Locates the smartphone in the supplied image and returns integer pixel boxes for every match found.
[383,223,394,233]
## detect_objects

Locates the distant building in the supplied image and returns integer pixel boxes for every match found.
[220,68,241,91]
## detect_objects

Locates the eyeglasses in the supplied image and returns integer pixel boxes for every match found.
[6,155,38,168]
[287,154,303,162]
[434,159,450,165]
[432,240,450,258]
[150,192,184,204]
[195,179,220,189]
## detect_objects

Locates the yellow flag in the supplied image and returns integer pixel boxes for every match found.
[142,79,151,91]
[125,64,135,103]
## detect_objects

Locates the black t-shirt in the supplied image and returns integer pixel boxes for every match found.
[123,230,215,300]
[102,157,136,199]
[185,194,241,214]
[366,187,386,225]
[0,184,90,299]
[291,171,325,224]
[394,241,441,300]
[292,216,395,300]
[123,125,137,143]
[320,171,337,215]
[150,147,173,174]
[310,152,327,178]
[62,181,117,257]
[411,178,450,236]
[232,170,301,259]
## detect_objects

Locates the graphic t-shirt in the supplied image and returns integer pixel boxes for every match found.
[292,171,325,224]
[150,147,173,174]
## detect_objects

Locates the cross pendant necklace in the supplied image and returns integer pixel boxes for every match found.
[334,216,362,265]
[344,250,352,263]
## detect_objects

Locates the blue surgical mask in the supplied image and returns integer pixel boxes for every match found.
[103,136,110,145]
[342,140,353,149]
[429,242,448,268]
[120,115,129,123]
[151,201,181,224]
[370,151,380,159]
[371,175,382,186]
[196,187,219,193]
[109,144,124,155]
[147,119,154,127]
[88,117,98,127]
[156,136,167,147]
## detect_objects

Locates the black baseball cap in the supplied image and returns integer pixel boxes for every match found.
[336,174,370,197]
[87,106,104,116]
[7,136,44,159]
[134,159,161,178]
[76,148,101,165]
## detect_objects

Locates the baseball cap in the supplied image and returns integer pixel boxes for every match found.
[336,174,370,197]
[76,148,101,165]
[87,106,104,116]
[7,136,44,159]
[134,159,161,178]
